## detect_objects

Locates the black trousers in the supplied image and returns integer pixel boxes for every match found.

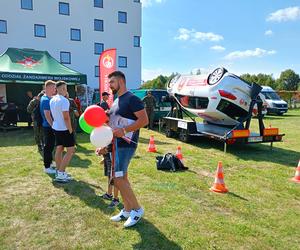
[43,127,55,168]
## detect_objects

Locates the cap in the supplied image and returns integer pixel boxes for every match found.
[102,92,110,96]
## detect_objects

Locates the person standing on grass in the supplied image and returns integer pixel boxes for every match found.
[27,91,45,152]
[40,81,57,174]
[107,71,148,227]
[142,91,156,129]
[96,91,120,208]
[96,144,120,208]
[50,81,75,183]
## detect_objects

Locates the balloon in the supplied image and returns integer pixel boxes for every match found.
[84,105,106,127]
[90,126,113,148]
[79,114,94,134]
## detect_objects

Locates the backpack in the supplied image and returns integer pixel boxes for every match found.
[156,153,188,172]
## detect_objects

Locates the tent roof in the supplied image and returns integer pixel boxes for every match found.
[0,48,87,85]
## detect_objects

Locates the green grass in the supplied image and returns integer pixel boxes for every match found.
[0,110,300,250]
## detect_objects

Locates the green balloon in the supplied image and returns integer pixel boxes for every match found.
[79,114,94,134]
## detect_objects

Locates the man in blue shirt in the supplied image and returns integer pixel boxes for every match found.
[40,80,57,174]
[107,71,148,228]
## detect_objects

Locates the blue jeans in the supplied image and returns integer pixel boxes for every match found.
[114,147,136,178]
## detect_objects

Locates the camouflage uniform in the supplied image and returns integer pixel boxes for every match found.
[68,98,78,143]
[27,98,44,151]
[142,94,156,129]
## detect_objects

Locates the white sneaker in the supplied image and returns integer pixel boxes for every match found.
[110,209,130,222]
[44,167,57,174]
[54,172,70,183]
[124,208,144,228]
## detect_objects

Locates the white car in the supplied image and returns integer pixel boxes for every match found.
[167,67,267,126]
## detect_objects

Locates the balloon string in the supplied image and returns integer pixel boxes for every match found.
[121,136,138,145]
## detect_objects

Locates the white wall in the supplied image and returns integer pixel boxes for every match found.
[0,0,141,89]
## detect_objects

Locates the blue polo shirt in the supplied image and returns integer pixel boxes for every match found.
[40,95,51,128]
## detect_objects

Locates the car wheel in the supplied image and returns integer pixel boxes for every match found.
[179,129,190,142]
[165,127,174,138]
[208,67,227,85]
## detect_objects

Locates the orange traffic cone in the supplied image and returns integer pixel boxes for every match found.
[147,135,157,152]
[176,146,183,161]
[210,161,229,193]
[291,160,300,183]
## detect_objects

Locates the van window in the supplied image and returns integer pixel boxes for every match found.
[261,91,281,100]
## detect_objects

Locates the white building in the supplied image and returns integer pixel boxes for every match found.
[0,0,142,89]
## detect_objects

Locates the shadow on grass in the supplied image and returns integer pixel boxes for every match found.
[75,144,94,156]
[0,129,34,147]
[69,154,92,168]
[228,192,248,201]
[127,219,182,250]
[194,137,299,167]
[52,179,115,215]
[52,179,182,249]
[154,127,299,168]
[138,136,172,145]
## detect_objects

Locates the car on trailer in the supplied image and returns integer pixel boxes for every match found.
[163,67,284,152]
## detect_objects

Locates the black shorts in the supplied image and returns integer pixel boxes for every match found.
[54,130,75,147]
[103,153,112,177]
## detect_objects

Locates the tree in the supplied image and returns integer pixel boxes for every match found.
[240,73,276,89]
[277,69,300,91]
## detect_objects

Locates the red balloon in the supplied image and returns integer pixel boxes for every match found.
[84,105,107,127]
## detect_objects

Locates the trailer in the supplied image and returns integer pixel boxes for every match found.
[161,92,284,153]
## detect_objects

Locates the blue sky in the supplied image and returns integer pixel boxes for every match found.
[141,0,300,81]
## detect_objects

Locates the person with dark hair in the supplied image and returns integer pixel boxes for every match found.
[65,92,79,144]
[50,81,75,183]
[25,90,34,127]
[97,92,110,111]
[98,70,148,227]
[27,91,45,152]
[142,91,156,129]
[40,81,57,174]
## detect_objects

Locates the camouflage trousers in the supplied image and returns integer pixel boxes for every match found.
[33,121,44,147]
[146,107,155,129]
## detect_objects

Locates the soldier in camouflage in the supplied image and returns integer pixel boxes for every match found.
[27,91,44,152]
[66,92,80,144]
[142,91,156,129]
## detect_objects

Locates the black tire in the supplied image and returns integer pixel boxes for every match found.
[165,127,174,138]
[208,67,227,85]
[179,129,190,142]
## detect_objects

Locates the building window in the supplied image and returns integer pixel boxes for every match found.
[21,0,33,10]
[118,56,127,68]
[134,36,140,47]
[94,43,104,55]
[118,11,127,23]
[94,0,103,8]
[0,20,7,34]
[34,24,46,38]
[60,52,71,64]
[59,2,70,15]
[71,28,81,41]
[94,19,103,31]
[95,66,99,77]
[134,0,140,2]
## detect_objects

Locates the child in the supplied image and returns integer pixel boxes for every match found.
[96,144,120,208]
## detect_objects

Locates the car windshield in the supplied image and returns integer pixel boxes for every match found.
[261,91,281,100]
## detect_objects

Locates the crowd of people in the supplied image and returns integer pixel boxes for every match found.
[26,71,149,228]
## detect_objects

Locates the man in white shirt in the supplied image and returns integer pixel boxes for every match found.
[50,81,75,183]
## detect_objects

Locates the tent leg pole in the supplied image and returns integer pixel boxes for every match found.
[224,142,227,154]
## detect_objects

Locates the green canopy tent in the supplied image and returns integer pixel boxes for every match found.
[0,48,87,122]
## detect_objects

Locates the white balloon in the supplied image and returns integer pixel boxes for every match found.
[90,126,113,148]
